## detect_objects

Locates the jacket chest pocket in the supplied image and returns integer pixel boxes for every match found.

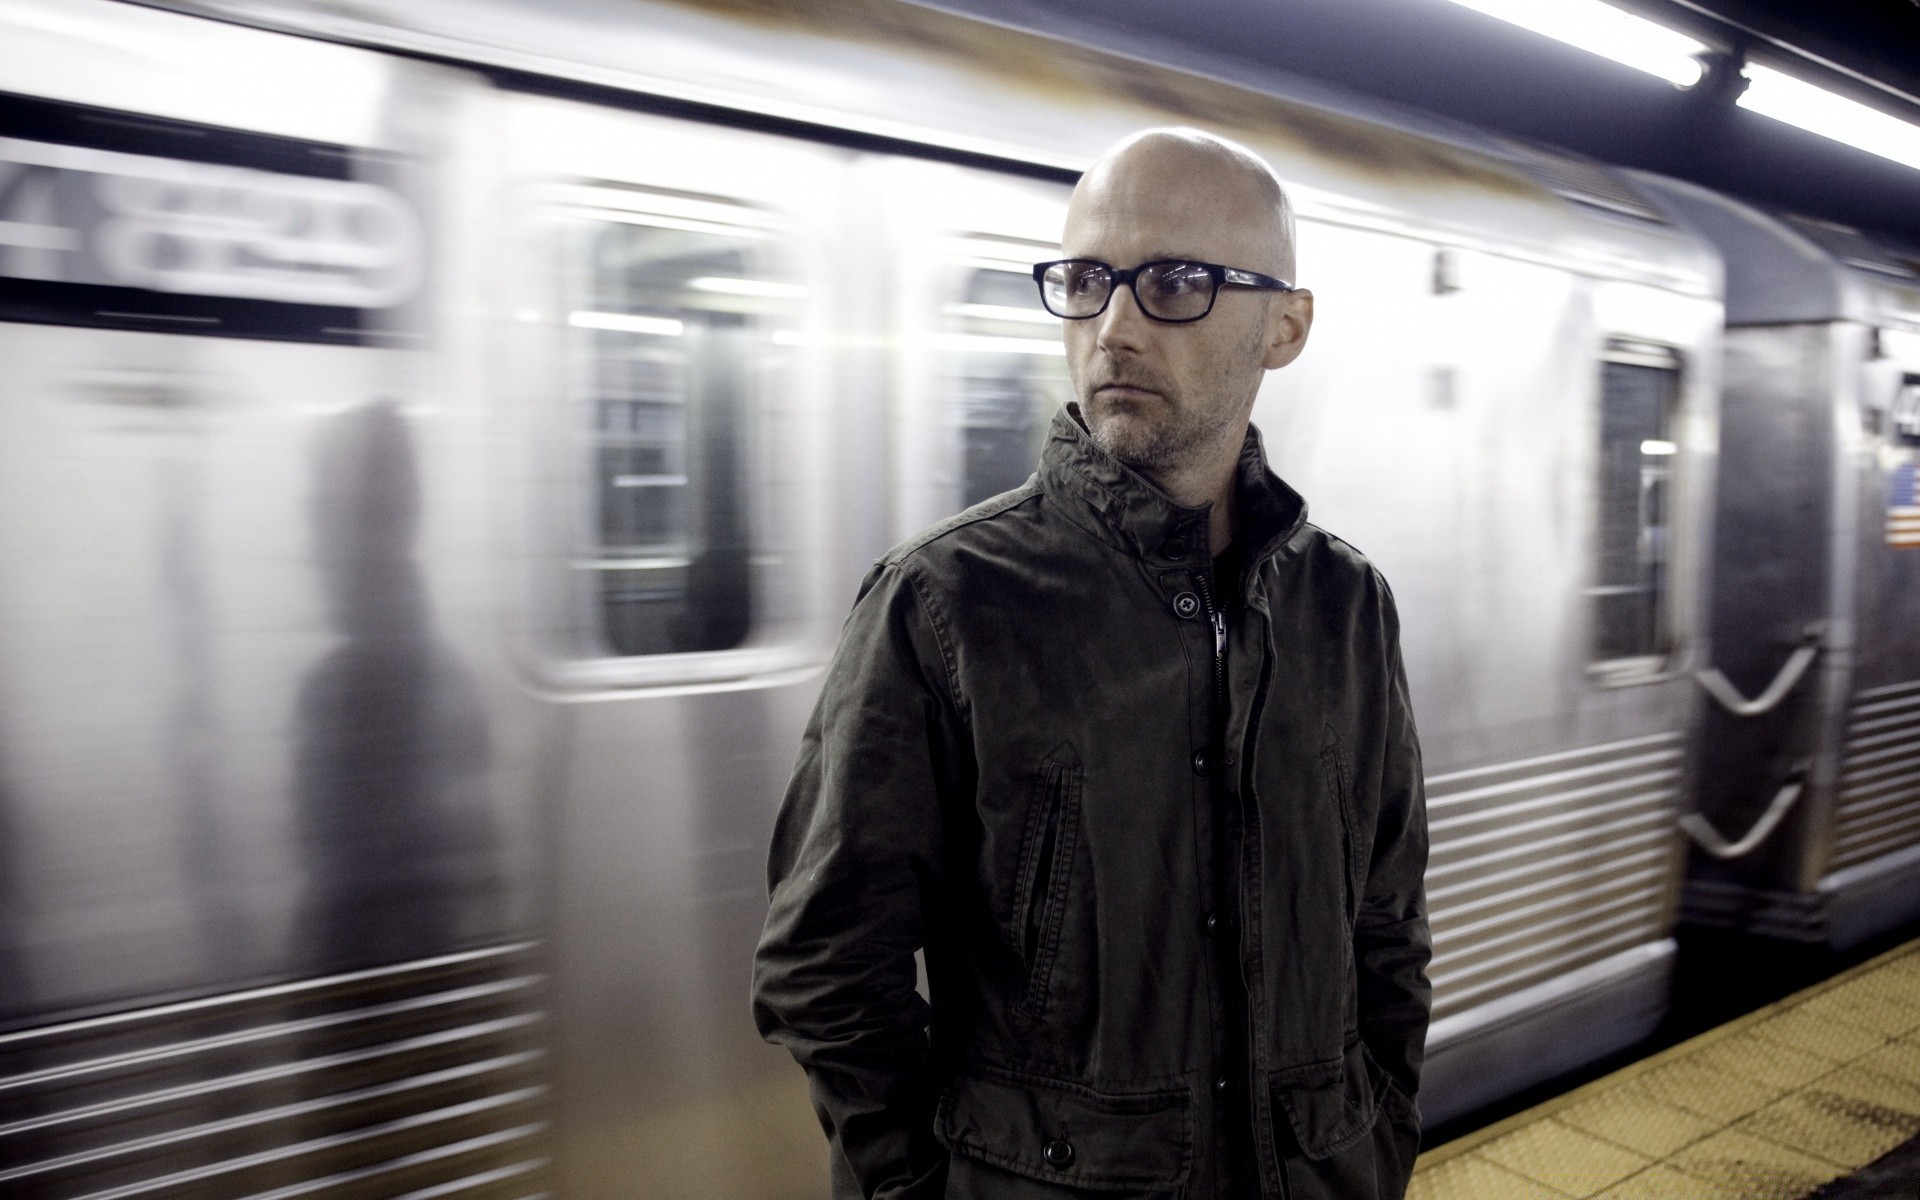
[1010,756,1081,1022]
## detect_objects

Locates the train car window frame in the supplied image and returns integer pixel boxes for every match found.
[1586,338,1683,686]
[517,183,823,692]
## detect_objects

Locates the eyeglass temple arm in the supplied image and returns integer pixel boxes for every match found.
[1221,266,1294,291]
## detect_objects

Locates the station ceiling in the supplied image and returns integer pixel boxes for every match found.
[922,0,1920,242]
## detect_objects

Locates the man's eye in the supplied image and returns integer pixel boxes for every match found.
[1068,272,1103,295]
[1158,269,1205,295]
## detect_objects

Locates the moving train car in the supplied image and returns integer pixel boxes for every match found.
[1634,175,1920,950]
[0,0,1896,1195]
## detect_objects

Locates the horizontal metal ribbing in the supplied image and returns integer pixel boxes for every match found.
[0,1052,543,1183]
[0,943,539,1052]
[1428,851,1669,941]
[1424,732,1682,791]
[62,1087,546,1200]
[1,945,549,1200]
[1427,788,1674,866]
[1423,736,1682,1023]
[1834,681,1920,869]
[1426,749,1681,814]
[380,1159,549,1200]
[1427,769,1679,836]
[0,1014,542,1141]
[1834,808,1920,864]
[1432,914,1666,1018]
[1427,827,1670,908]
[1431,875,1667,967]
[0,975,541,1096]
[1850,678,1920,702]
[1433,908,1662,998]
[1427,808,1671,886]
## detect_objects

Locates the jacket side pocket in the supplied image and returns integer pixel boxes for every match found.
[1321,723,1360,927]
[1012,757,1081,1022]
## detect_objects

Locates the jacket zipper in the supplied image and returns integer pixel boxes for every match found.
[1193,572,1227,712]
[1198,567,1266,1194]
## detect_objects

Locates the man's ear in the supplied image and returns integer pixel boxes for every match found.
[1262,289,1313,370]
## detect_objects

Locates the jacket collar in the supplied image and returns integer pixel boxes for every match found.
[1039,402,1311,585]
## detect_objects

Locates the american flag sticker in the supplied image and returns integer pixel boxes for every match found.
[1890,458,1920,548]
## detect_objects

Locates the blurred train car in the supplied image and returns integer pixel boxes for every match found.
[1633,175,1920,951]
[0,0,1901,1196]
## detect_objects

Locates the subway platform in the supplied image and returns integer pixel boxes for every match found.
[1409,937,1920,1199]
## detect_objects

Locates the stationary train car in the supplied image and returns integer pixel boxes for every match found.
[0,0,1769,1194]
[1634,174,1920,951]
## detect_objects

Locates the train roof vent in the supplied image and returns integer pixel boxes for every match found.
[1492,140,1669,224]
[1780,215,1920,280]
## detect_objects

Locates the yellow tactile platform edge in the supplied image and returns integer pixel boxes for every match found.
[1409,938,1920,1200]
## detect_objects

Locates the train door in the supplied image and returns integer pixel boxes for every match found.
[496,94,843,1200]
[0,2,554,1195]
[874,158,1072,538]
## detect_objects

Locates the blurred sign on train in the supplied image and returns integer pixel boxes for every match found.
[0,90,423,343]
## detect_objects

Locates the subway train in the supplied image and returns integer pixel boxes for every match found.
[1,0,1917,1196]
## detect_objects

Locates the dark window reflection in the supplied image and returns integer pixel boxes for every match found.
[572,221,783,657]
[1593,356,1679,664]
[952,265,1070,509]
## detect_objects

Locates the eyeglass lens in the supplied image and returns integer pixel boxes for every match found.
[1040,261,1218,321]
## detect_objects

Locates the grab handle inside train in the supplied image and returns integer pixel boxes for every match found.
[1694,621,1826,718]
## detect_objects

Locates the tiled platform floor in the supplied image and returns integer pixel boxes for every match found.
[1409,937,1920,1199]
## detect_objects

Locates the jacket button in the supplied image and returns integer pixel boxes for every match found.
[1164,537,1190,559]
[1043,1138,1075,1168]
[1172,591,1201,619]
[1192,750,1208,774]
[1215,1075,1231,1093]
[1203,912,1219,933]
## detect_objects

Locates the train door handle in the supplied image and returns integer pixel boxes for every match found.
[1694,622,1825,717]
[1679,760,1811,860]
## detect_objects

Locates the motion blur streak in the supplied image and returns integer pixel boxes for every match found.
[0,0,1918,1197]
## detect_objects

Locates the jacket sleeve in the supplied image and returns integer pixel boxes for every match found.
[1356,571,1433,1113]
[751,559,967,1200]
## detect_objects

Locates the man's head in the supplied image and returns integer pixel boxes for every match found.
[1056,128,1313,477]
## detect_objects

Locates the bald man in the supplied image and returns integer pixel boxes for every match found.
[754,128,1430,1200]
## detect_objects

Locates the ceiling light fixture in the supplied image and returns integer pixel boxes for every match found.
[1436,0,1707,87]
[1738,63,1920,172]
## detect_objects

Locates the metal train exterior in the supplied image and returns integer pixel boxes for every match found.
[0,0,1910,1196]
[1631,174,1920,950]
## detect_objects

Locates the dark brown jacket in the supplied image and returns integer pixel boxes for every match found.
[753,404,1430,1199]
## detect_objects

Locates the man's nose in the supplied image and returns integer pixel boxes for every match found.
[1093,278,1151,355]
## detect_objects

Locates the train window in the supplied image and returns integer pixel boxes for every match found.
[1589,342,1681,674]
[559,210,798,659]
[946,252,1071,509]
[1892,374,1920,445]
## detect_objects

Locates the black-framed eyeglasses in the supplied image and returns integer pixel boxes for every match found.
[1032,257,1295,323]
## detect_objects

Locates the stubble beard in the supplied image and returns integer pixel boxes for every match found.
[1074,319,1269,477]
[1081,383,1247,478]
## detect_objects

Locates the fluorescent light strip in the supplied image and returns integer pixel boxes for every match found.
[568,311,685,336]
[1739,64,1920,171]
[1436,0,1706,87]
[1640,439,1677,456]
[687,276,807,298]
